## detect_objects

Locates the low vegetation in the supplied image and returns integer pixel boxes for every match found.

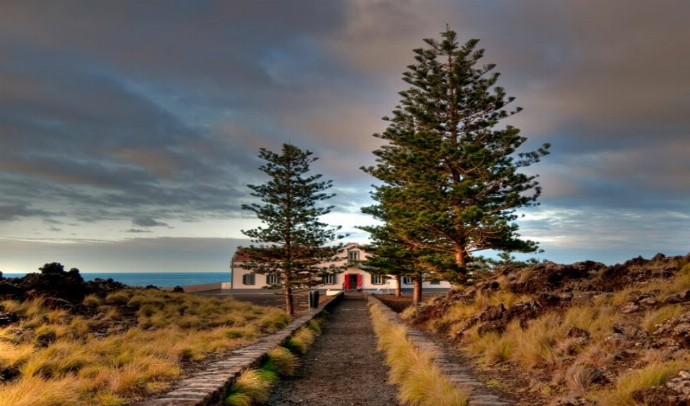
[400,253,690,405]
[225,313,325,405]
[0,286,288,406]
[369,300,469,406]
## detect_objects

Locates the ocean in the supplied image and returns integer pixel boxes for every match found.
[1,272,229,288]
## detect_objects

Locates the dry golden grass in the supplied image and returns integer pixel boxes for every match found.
[641,304,686,333]
[0,376,81,406]
[265,347,298,377]
[424,259,690,403]
[284,325,316,354]
[595,360,686,405]
[0,288,288,405]
[226,369,276,405]
[434,290,532,336]
[369,300,469,406]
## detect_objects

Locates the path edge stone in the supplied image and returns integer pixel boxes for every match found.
[365,293,513,406]
[130,293,344,406]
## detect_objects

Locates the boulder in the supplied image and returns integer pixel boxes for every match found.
[0,312,19,327]
[666,290,690,304]
[653,312,690,349]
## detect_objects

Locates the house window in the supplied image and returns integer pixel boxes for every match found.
[348,250,360,266]
[242,273,256,285]
[322,274,336,285]
[402,277,412,285]
[371,274,386,285]
[430,280,441,285]
[266,274,282,285]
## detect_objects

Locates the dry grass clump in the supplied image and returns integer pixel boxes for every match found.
[595,360,686,405]
[264,347,298,377]
[369,301,469,406]
[225,369,277,406]
[283,315,324,354]
[0,375,81,406]
[641,304,686,333]
[434,290,531,335]
[225,333,304,406]
[463,304,618,370]
[0,288,288,405]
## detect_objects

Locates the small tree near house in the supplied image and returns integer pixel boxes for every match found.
[241,144,344,315]
[360,199,447,304]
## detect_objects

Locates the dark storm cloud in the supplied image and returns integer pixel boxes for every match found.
[0,0,363,227]
[0,204,51,222]
[132,217,170,228]
[0,0,688,265]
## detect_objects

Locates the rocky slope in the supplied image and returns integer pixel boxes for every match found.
[409,253,690,405]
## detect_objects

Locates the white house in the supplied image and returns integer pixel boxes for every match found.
[229,242,451,291]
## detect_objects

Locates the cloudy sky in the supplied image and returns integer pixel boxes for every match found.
[1,0,688,274]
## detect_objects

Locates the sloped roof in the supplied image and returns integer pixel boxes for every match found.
[233,243,368,262]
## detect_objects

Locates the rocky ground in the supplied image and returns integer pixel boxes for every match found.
[379,253,690,405]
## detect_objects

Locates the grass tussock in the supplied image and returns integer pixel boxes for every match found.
[264,347,298,377]
[226,369,276,405]
[641,304,686,333]
[0,375,81,406]
[464,305,617,370]
[369,301,469,406]
[596,361,686,405]
[0,288,288,405]
[284,324,318,354]
[225,345,300,406]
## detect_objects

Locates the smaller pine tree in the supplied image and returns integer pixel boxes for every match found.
[241,144,344,315]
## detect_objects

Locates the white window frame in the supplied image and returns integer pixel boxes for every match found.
[322,274,336,285]
[242,273,256,285]
[266,274,282,285]
[371,274,386,285]
[348,250,360,266]
[402,277,412,285]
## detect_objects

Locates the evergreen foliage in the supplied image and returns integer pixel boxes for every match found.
[362,27,550,283]
[241,144,344,315]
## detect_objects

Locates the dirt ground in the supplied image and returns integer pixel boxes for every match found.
[266,293,400,406]
[371,293,443,313]
[198,290,333,315]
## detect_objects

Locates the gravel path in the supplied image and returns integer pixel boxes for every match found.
[266,293,400,406]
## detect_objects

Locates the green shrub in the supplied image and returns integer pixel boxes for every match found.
[265,347,297,377]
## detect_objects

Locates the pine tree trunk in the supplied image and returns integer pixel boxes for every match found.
[284,285,294,316]
[413,277,422,305]
[394,275,401,297]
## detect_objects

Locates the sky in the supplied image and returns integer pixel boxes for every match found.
[1,0,689,274]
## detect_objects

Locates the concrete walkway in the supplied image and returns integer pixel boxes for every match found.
[266,293,400,406]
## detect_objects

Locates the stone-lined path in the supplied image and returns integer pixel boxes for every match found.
[266,293,399,406]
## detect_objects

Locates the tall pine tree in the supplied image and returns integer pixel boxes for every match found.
[241,144,343,315]
[362,27,550,284]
